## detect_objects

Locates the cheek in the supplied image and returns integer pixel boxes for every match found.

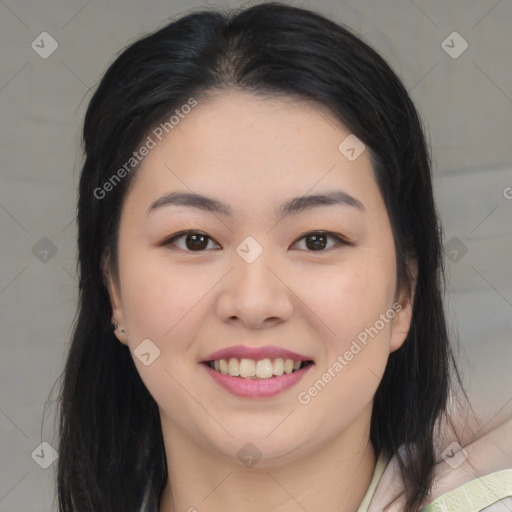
[118,259,208,404]
[292,251,397,346]
[291,251,397,418]
[121,264,199,343]
[295,264,395,437]
[116,237,190,342]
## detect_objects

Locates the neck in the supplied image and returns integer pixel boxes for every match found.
[158,402,377,512]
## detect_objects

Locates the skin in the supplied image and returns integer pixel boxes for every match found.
[105,90,416,512]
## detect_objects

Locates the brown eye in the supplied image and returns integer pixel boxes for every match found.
[305,233,328,250]
[184,233,208,250]
[160,231,221,252]
[293,231,350,251]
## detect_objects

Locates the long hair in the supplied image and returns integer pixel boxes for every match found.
[53,3,469,511]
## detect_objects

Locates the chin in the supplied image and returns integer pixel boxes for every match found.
[208,427,313,468]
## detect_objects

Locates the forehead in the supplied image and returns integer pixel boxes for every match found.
[150,91,352,168]
[125,90,383,217]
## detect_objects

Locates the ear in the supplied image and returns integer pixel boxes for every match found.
[102,254,128,346]
[389,258,418,353]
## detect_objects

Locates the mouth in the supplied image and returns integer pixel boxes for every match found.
[202,357,315,380]
[201,357,315,398]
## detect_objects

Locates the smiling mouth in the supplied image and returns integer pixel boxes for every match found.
[203,358,314,380]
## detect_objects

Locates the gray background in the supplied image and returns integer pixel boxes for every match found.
[1,0,511,510]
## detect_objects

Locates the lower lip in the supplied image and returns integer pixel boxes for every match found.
[201,363,313,398]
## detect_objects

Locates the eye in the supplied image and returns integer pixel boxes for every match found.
[159,230,351,253]
[159,230,221,252]
[292,231,351,252]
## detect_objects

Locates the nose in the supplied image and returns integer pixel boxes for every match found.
[215,248,294,329]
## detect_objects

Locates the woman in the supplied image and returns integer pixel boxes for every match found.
[54,3,512,511]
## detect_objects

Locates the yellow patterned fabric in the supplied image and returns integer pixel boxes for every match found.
[420,469,512,512]
[354,452,512,512]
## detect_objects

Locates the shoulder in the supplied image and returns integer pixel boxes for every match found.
[420,468,512,512]
[368,414,512,512]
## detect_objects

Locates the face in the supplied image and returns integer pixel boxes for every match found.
[106,90,414,466]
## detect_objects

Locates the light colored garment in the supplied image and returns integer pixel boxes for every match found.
[356,451,512,512]
[356,451,389,511]
[419,470,512,512]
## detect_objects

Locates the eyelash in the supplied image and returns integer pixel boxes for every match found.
[159,230,352,253]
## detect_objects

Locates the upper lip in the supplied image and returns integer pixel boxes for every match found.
[200,345,313,363]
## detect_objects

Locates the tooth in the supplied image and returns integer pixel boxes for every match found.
[255,358,273,379]
[212,357,304,378]
[228,357,240,377]
[219,358,229,374]
[239,358,256,377]
[284,359,294,374]
[273,358,284,376]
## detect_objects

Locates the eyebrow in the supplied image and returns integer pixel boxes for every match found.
[147,189,365,220]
